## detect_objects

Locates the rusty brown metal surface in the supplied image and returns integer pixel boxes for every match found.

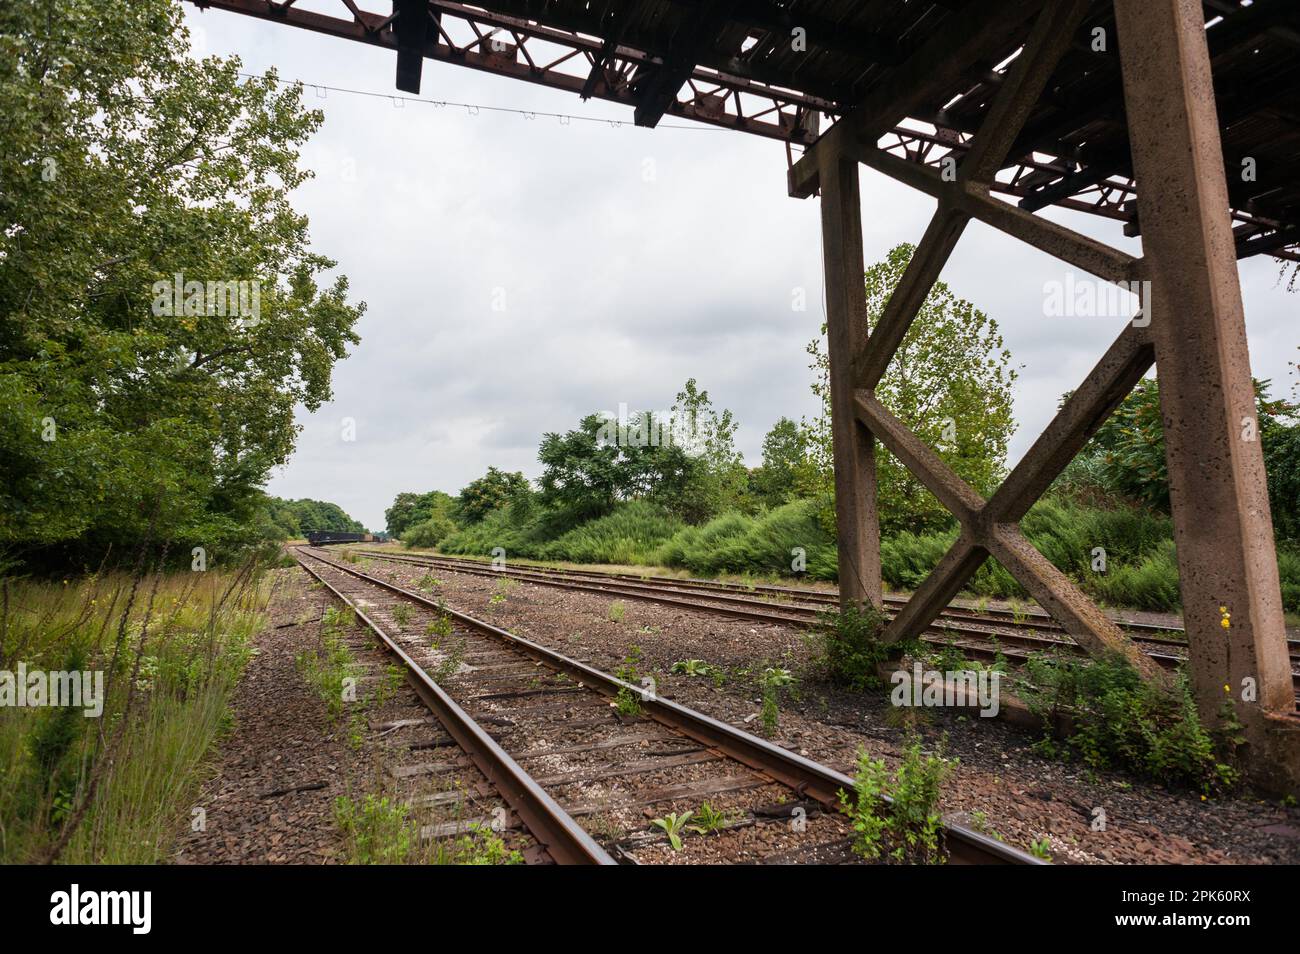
[1114,0,1294,776]
[187,0,1300,259]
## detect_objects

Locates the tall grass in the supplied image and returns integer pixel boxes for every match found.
[0,566,265,863]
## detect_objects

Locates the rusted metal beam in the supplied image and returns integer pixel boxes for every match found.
[818,146,881,611]
[788,0,1043,198]
[1114,0,1295,770]
[879,534,989,646]
[631,0,736,128]
[984,524,1168,680]
[853,391,985,528]
[960,0,1093,183]
[987,323,1155,523]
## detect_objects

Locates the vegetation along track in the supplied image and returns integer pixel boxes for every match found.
[297,547,1036,865]
[350,549,1300,690]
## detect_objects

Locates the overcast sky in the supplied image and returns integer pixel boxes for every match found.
[185,5,1298,532]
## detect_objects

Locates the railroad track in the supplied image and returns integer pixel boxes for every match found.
[347,547,1300,690]
[296,546,1036,865]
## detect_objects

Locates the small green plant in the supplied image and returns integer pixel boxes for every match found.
[334,794,416,864]
[1009,600,1029,626]
[838,736,953,864]
[967,810,1003,842]
[390,603,413,628]
[416,573,442,591]
[614,645,644,716]
[690,802,740,835]
[607,600,626,623]
[433,640,466,681]
[1029,837,1052,861]
[425,614,454,643]
[651,811,694,851]
[671,658,713,677]
[758,666,794,737]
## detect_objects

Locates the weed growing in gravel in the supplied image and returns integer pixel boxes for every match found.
[607,600,626,623]
[376,664,407,706]
[807,604,918,690]
[1029,837,1052,861]
[758,666,794,737]
[651,811,694,851]
[967,810,1003,842]
[334,794,415,863]
[1016,651,1239,794]
[691,802,741,834]
[390,603,412,628]
[297,615,358,723]
[614,646,644,716]
[425,614,453,644]
[839,735,953,864]
[334,793,523,865]
[671,658,713,678]
[416,573,442,591]
[433,640,466,682]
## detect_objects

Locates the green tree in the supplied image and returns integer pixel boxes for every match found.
[751,417,810,507]
[536,412,691,521]
[806,244,1017,534]
[1065,376,1300,544]
[457,468,531,525]
[0,0,363,565]
[264,497,364,538]
[385,490,455,537]
[665,379,748,523]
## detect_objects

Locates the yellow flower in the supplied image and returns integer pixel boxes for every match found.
[1219,605,1227,613]
[1223,684,1230,693]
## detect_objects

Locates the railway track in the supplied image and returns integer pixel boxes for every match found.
[347,547,1300,691]
[296,546,1037,865]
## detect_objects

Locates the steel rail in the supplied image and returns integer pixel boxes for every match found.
[298,546,1041,865]
[348,548,1300,696]
[296,551,617,865]
[352,548,1191,639]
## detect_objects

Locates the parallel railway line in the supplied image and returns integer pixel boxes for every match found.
[347,548,1300,695]
[296,546,1037,865]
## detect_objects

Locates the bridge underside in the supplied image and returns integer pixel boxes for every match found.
[189,0,1300,792]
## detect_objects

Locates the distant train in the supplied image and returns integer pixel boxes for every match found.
[304,530,388,546]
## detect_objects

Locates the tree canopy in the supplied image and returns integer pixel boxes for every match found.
[0,0,364,567]
[807,243,1018,535]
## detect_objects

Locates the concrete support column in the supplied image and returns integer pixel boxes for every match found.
[1115,0,1297,788]
[817,148,882,610]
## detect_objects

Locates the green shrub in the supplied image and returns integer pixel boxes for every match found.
[538,501,682,565]
[807,603,904,689]
[402,514,458,549]
[839,736,953,864]
[1017,653,1238,793]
